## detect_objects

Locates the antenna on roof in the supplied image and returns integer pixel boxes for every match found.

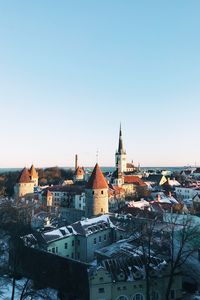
[96,149,99,164]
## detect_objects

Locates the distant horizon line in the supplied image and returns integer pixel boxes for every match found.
[0,165,198,170]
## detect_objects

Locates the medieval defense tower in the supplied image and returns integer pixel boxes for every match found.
[85,163,109,218]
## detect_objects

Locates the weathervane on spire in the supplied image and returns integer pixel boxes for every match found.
[96,148,99,164]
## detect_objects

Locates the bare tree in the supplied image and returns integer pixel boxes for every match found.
[164,214,200,300]
[135,213,200,300]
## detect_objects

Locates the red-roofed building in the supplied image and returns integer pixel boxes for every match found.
[14,167,35,198]
[122,175,149,198]
[86,164,109,217]
[74,166,85,181]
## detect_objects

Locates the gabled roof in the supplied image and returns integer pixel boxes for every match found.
[71,215,114,236]
[75,166,85,176]
[86,163,108,189]
[29,164,38,178]
[17,167,31,183]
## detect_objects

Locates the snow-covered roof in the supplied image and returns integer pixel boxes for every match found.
[71,214,115,236]
[93,237,167,282]
[128,200,150,209]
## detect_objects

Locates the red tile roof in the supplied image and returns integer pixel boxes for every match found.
[86,163,108,189]
[124,175,147,187]
[75,166,84,176]
[29,164,38,178]
[17,167,31,183]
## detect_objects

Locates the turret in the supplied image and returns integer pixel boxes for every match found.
[85,163,109,217]
[29,164,38,187]
[14,167,34,198]
[74,166,85,181]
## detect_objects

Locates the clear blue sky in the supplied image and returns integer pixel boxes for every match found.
[0,1,200,168]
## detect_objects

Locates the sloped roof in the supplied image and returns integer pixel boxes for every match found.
[75,166,85,176]
[124,175,147,187]
[126,163,135,168]
[17,167,31,183]
[29,164,38,178]
[86,163,108,189]
[71,215,114,236]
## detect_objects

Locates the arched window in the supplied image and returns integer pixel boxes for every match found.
[151,291,159,300]
[116,296,128,300]
[133,294,144,300]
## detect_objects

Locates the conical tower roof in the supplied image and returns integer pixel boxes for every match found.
[17,167,31,183]
[86,163,108,189]
[29,164,38,178]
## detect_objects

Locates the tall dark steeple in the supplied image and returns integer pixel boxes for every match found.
[118,123,126,154]
[115,124,127,173]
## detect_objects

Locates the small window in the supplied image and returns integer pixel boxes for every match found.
[133,294,144,300]
[151,291,159,300]
[64,243,68,249]
[52,247,55,253]
[72,240,74,246]
[101,208,103,212]
[94,238,96,244]
[98,288,105,294]
[92,191,94,195]
[170,290,175,300]
[104,234,106,240]
[101,190,104,194]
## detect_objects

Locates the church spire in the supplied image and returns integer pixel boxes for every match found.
[118,123,125,154]
[115,124,127,173]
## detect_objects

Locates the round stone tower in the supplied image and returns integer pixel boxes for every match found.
[85,163,109,218]
[14,167,34,198]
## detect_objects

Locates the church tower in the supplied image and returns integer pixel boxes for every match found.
[115,124,127,173]
[85,163,109,218]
